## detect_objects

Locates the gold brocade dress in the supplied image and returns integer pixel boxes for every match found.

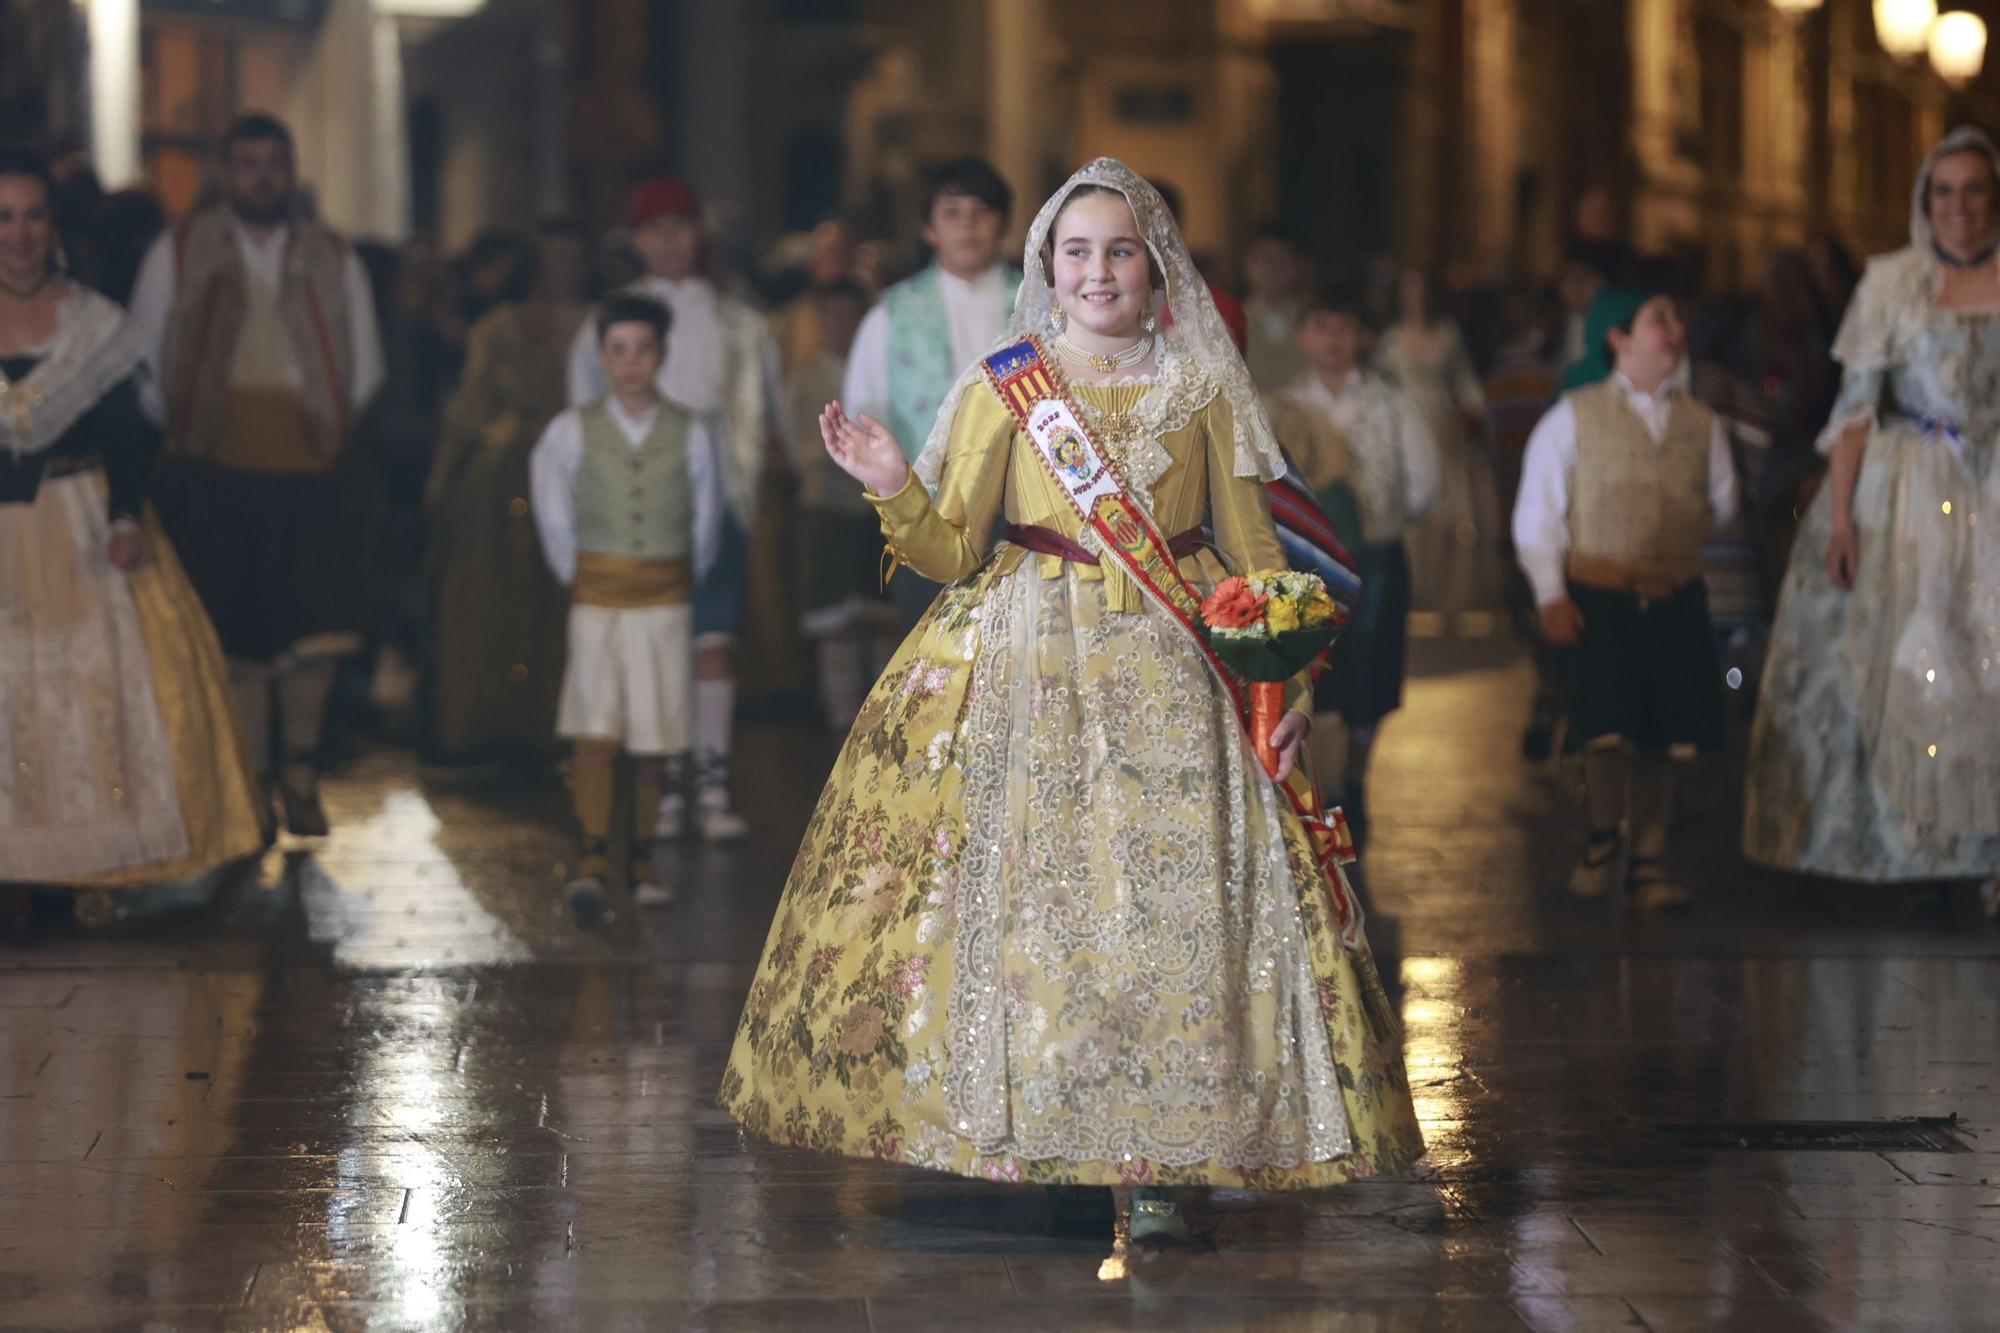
[720,363,1424,1188]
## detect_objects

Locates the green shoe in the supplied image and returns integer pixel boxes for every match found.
[1128,1187,1196,1252]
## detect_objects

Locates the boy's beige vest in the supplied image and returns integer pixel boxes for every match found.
[1565,379,1713,595]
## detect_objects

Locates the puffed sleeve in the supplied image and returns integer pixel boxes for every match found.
[866,381,1014,584]
[1207,392,1288,576]
[1204,393,1312,717]
[1817,248,1918,453]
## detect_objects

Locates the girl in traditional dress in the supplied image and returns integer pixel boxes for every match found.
[423,221,586,762]
[1377,268,1497,625]
[0,149,265,925]
[1745,127,2000,915]
[719,160,1423,1247]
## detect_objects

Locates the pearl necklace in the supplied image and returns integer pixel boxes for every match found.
[1053,332,1152,374]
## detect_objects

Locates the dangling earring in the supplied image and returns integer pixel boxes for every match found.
[1140,308,1157,334]
[52,240,69,275]
[1049,304,1066,334]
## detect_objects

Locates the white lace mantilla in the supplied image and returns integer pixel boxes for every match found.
[914,158,1284,494]
[0,287,144,459]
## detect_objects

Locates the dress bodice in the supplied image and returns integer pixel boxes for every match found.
[1826,247,2000,469]
[1878,310,2000,445]
[0,351,155,515]
[876,368,1285,611]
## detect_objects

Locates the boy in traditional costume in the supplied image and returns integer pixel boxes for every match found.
[1267,287,1441,847]
[841,157,1020,632]
[721,160,1422,1249]
[535,296,725,920]
[568,178,774,843]
[1513,288,1739,910]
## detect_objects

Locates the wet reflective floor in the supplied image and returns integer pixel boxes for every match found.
[4,639,1997,1331]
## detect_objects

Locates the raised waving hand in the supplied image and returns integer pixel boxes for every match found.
[818,400,911,499]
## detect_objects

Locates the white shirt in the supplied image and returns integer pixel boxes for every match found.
[567,274,731,412]
[1249,298,1298,349]
[841,264,1013,433]
[129,218,386,428]
[1511,373,1741,607]
[528,396,726,587]
[1289,368,1442,541]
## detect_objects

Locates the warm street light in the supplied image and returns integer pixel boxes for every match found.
[1875,0,1939,61]
[1929,11,1989,86]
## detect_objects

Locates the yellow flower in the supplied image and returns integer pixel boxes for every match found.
[1304,588,1337,627]
[1267,595,1302,633]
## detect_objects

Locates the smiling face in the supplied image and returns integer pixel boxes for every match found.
[1927,149,1997,259]
[1050,188,1153,342]
[0,173,53,289]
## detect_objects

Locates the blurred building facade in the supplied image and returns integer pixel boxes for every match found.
[8,0,1995,284]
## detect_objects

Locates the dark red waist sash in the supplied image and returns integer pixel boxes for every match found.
[1005,522,1208,566]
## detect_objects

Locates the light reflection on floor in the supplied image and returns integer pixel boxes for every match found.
[4,640,1998,1329]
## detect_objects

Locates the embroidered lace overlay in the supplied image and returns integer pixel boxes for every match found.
[940,560,1354,1167]
[0,476,188,878]
[719,548,1419,1186]
[0,288,143,459]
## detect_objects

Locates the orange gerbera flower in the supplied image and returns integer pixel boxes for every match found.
[1201,576,1268,630]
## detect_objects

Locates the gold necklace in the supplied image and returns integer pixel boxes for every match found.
[1053,332,1152,374]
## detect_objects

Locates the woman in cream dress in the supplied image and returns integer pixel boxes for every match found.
[1744,127,2000,914]
[1,149,264,924]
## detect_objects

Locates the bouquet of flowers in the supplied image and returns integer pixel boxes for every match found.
[1200,568,1344,778]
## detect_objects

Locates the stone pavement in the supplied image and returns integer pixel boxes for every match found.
[3,639,1996,1331]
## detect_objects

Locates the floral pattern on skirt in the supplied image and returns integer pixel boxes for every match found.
[720,549,1424,1187]
[1745,423,2000,881]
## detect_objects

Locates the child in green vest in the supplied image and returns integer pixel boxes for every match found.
[531,294,726,921]
[1513,288,1739,910]
[842,157,1022,633]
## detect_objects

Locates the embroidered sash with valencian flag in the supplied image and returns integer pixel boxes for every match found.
[984,336,1249,724]
[984,335,1374,955]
